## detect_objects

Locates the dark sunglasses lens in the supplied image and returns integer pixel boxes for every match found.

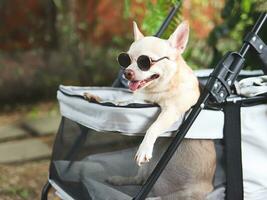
[117,53,131,68]
[137,55,151,71]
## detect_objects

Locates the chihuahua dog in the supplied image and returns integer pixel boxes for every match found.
[86,21,216,200]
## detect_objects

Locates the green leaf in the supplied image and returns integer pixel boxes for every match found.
[123,0,131,18]
[241,0,252,12]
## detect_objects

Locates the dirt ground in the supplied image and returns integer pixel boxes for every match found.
[0,160,59,200]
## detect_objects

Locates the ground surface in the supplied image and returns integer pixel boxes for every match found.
[0,160,58,200]
[0,102,59,200]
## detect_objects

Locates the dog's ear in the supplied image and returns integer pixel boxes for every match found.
[168,21,189,54]
[133,21,144,41]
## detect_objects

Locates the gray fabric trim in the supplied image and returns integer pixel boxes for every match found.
[57,86,224,138]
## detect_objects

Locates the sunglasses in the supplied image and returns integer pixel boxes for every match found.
[117,53,169,71]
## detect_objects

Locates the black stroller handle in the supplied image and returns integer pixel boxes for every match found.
[133,12,267,200]
[242,14,267,73]
[154,3,181,37]
[240,13,267,57]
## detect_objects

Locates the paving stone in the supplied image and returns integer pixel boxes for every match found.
[0,139,51,163]
[22,114,61,136]
[0,125,28,141]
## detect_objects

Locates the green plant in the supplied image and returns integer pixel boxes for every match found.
[141,0,182,38]
[208,0,267,68]
[4,187,31,199]
[124,0,182,38]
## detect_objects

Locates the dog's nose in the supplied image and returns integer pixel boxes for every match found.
[124,69,135,81]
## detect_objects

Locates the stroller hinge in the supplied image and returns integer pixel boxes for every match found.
[244,31,267,72]
[244,32,266,54]
[206,52,245,103]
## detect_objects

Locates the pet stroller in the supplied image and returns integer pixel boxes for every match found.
[41,3,267,199]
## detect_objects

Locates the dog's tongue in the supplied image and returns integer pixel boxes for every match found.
[129,81,141,91]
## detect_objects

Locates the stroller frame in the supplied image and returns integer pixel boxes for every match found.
[41,2,267,199]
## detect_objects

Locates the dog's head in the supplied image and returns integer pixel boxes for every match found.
[119,21,189,92]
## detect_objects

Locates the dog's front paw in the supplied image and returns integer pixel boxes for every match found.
[135,143,153,166]
[83,92,101,103]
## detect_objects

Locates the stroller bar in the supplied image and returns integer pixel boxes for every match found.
[244,32,267,73]
[133,12,267,200]
[154,3,181,37]
[243,13,267,73]
[240,12,267,57]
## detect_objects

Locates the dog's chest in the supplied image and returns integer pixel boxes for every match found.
[134,90,170,105]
